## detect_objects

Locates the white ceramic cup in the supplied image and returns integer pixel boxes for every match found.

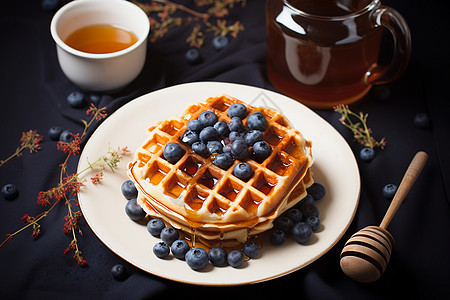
[50,0,150,92]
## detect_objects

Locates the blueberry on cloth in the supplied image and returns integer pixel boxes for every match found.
[185,248,209,270]
[171,240,190,260]
[414,113,430,129]
[160,226,179,245]
[243,241,259,258]
[42,0,60,11]
[185,48,202,65]
[111,264,127,281]
[59,129,73,143]
[163,143,183,164]
[214,120,230,137]
[207,140,223,155]
[227,250,245,268]
[360,147,375,162]
[208,246,228,267]
[199,126,219,142]
[125,198,146,221]
[121,180,138,200]
[48,126,62,141]
[2,184,19,200]
[252,141,272,161]
[187,119,204,133]
[382,183,398,200]
[147,218,165,237]
[192,141,207,155]
[244,130,264,146]
[180,130,199,146]
[67,91,87,108]
[212,35,229,51]
[270,229,287,246]
[198,110,218,127]
[291,222,313,244]
[228,116,245,132]
[247,112,268,131]
[231,139,249,160]
[306,216,321,232]
[89,93,102,106]
[233,162,253,182]
[307,182,326,201]
[227,103,248,119]
[153,242,170,259]
[213,153,234,170]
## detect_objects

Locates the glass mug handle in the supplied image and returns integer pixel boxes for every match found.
[364,6,411,85]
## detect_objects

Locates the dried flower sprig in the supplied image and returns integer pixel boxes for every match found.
[134,0,246,48]
[0,130,43,167]
[334,104,387,149]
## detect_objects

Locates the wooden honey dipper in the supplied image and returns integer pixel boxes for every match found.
[340,151,428,283]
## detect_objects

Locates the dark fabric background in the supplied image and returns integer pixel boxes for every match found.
[1,0,449,299]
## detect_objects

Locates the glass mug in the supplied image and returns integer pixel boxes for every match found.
[266,0,411,109]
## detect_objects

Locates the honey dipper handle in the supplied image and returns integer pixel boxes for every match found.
[379,151,428,229]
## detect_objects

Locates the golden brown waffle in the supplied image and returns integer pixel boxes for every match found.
[128,95,314,247]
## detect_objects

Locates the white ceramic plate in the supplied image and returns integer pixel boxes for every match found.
[77,82,360,286]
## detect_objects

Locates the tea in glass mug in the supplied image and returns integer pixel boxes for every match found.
[266,0,411,109]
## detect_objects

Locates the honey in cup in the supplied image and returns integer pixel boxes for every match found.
[266,0,411,109]
[64,24,138,54]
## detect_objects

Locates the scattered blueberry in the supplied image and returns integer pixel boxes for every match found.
[192,141,207,155]
[382,183,398,200]
[273,216,293,234]
[111,264,127,281]
[185,248,209,270]
[414,113,430,129]
[233,162,253,182]
[243,241,259,258]
[291,222,313,244]
[125,198,146,221]
[307,182,326,201]
[247,112,267,131]
[67,91,87,108]
[360,147,375,162]
[228,117,245,132]
[41,0,60,11]
[227,250,245,268]
[48,126,62,141]
[199,126,219,142]
[252,141,272,161]
[187,119,204,133]
[59,129,73,143]
[180,130,199,146]
[185,48,202,64]
[160,226,179,245]
[2,184,19,200]
[198,110,218,127]
[121,180,138,200]
[306,216,320,232]
[214,120,230,137]
[208,246,228,267]
[207,140,223,155]
[163,143,184,164]
[212,35,229,51]
[147,218,165,237]
[89,93,102,106]
[286,208,302,223]
[244,130,264,146]
[231,139,249,160]
[270,229,287,246]
[153,242,170,259]
[171,240,190,260]
[227,103,247,119]
[300,203,319,220]
[212,153,234,170]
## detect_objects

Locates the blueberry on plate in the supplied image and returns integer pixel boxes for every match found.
[198,110,218,127]
[243,241,259,258]
[121,180,138,200]
[187,119,204,133]
[207,140,223,155]
[270,229,287,246]
[160,226,179,245]
[228,117,245,132]
[180,130,199,146]
[199,126,219,142]
[382,183,398,200]
[208,246,228,267]
[185,48,202,65]
[171,240,190,260]
[252,141,272,161]
[147,218,165,237]
[2,184,19,200]
[360,147,375,162]
[48,126,62,141]
[307,182,326,201]
[227,103,247,119]
[125,198,146,221]
[286,208,302,223]
[300,203,319,220]
[185,247,209,270]
[153,242,170,259]
[111,264,127,281]
[163,143,184,164]
[244,130,264,146]
[214,120,230,137]
[67,91,87,108]
[212,153,234,170]
[59,129,73,143]
[227,250,245,268]
[212,35,229,51]
[291,222,313,244]
[231,139,249,160]
[273,216,293,234]
[247,112,267,131]
[306,216,321,232]
[233,162,253,182]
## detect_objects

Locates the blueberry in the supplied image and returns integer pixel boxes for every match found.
[185,248,209,270]
[48,126,62,141]
[306,216,320,232]
[187,119,204,133]
[247,112,267,131]
[270,229,287,246]
[252,141,272,161]
[296,194,314,207]
[121,180,138,200]
[212,153,234,170]
[2,184,18,200]
[198,110,218,127]
[192,141,207,155]
[292,222,313,244]
[111,264,127,281]
[160,226,179,245]
[171,240,190,260]
[300,203,319,220]
[214,120,230,137]
[382,183,398,200]
[227,103,248,119]
[153,242,170,259]
[208,246,228,267]
[147,218,165,237]
[273,216,293,233]
[125,198,146,221]
[223,144,231,153]
[212,35,229,51]
[185,48,202,64]
[414,113,430,129]
[163,143,184,164]
[229,131,242,142]
[231,139,249,160]
[199,126,219,142]
[244,130,264,146]
[307,182,326,201]
[228,117,245,132]
[227,250,245,268]
[360,147,375,162]
[207,140,223,155]
[233,162,253,181]
[67,91,87,108]
[180,130,199,146]
[41,0,60,12]
[59,129,73,143]
[89,93,102,106]
[242,241,259,258]
[286,208,302,223]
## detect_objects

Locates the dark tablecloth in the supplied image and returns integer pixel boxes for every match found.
[1,0,449,299]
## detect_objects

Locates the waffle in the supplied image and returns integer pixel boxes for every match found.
[128,95,314,247]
